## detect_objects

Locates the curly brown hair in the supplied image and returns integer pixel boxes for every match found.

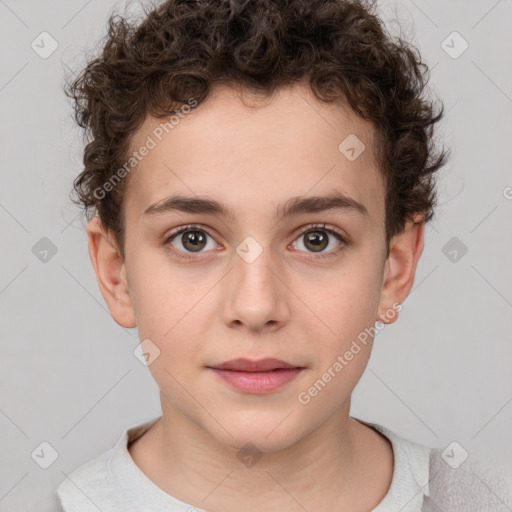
[64,0,449,261]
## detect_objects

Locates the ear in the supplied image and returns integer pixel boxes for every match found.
[376,214,425,324]
[86,216,136,328]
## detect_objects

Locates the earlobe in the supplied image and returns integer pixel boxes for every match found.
[377,215,425,324]
[86,216,137,328]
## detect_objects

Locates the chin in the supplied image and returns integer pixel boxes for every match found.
[206,414,306,455]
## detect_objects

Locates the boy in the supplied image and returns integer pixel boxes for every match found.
[57,0,511,510]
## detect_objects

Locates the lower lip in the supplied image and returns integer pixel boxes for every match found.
[208,368,303,393]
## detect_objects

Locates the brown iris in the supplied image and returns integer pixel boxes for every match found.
[180,230,207,252]
[303,230,328,252]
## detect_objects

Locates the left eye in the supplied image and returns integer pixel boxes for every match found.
[291,226,345,254]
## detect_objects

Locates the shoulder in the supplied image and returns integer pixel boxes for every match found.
[358,420,512,512]
[56,418,159,511]
[56,443,132,512]
[424,448,512,511]
[365,421,433,486]
[357,420,433,511]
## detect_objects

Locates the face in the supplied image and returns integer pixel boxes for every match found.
[88,82,424,452]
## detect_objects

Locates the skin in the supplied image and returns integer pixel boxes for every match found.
[87,82,425,511]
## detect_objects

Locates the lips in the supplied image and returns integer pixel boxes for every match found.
[206,358,305,393]
[207,357,301,372]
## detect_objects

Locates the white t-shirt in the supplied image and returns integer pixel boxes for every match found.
[56,416,512,511]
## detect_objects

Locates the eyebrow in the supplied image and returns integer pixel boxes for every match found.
[142,192,369,220]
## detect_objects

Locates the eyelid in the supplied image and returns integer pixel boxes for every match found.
[164,223,220,259]
[165,223,217,243]
[166,222,348,242]
[294,223,348,242]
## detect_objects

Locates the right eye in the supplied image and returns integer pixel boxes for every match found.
[164,224,220,260]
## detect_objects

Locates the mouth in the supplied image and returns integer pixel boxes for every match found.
[206,358,305,393]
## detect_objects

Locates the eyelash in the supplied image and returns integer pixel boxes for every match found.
[164,223,348,261]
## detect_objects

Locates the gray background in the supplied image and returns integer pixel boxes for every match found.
[1,0,511,510]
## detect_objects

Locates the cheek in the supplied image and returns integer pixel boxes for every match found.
[139,302,209,404]
[134,287,208,357]
[294,263,382,349]
[295,280,379,414]
[127,248,201,335]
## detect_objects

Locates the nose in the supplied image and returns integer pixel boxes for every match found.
[221,244,290,333]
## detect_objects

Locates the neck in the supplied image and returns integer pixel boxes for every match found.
[129,394,394,511]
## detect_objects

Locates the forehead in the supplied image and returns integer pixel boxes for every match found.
[124,83,385,226]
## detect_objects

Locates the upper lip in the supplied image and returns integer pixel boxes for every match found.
[207,358,302,372]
